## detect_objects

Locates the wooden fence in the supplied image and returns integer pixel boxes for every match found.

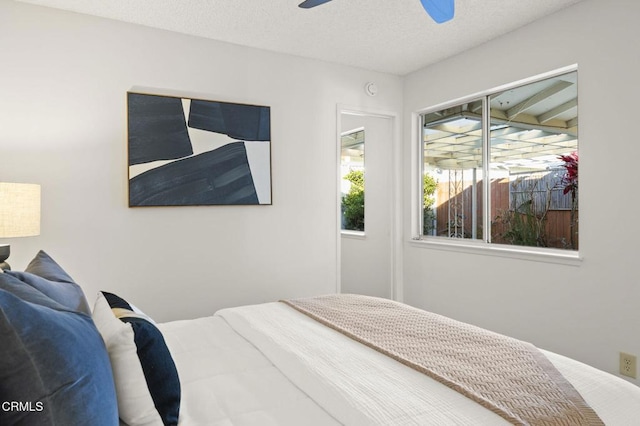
[429,177,578,249]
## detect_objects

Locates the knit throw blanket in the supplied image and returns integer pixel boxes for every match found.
[282,294,603,426]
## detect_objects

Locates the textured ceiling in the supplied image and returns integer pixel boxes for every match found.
[14,0,586,75]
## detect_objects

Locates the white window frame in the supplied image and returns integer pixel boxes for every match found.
[410,65,581,266]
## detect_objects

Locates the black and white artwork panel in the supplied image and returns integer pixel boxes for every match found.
[127,92,271,207]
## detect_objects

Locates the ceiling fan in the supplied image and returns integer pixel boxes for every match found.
[298,0,455,24]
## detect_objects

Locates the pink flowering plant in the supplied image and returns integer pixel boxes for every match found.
[559,151,578,248]
[559,151,578,198]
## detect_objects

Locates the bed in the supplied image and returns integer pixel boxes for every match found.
[2,251,640,426]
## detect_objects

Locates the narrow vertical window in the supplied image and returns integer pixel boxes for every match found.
[341,129,365,231]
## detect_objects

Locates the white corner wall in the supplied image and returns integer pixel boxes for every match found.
[0,0,402,321]
[402,0,640,382]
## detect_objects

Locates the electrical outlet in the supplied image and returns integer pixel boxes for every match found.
[620,352,637,379]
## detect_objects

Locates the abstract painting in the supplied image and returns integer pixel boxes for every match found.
[127,92,271,206]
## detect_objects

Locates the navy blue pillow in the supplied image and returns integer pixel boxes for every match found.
[6,250,91,314]
[100,291,180,426]
[0,273,118,425]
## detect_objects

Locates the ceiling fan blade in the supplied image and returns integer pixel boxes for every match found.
[419,0,455,23]
[299,0,333,9]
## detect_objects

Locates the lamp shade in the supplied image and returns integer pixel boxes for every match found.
[0,183,41,238]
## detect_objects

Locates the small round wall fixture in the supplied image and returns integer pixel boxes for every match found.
[364,82,378,96]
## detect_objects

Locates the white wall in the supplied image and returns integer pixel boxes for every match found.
[0,0,402,321]
[402,0,640,381]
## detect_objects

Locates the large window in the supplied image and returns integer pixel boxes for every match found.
[420,70,578,251]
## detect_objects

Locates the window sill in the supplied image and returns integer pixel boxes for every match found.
[341,230,366,239]
[409,237,582,266]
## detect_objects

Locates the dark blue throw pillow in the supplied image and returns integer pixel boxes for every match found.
[0,273,118,426]
[6,250,91,314]
[93,291,180,426]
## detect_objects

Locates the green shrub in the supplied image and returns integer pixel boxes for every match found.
[342,170,365,231]
[423,174,437,234]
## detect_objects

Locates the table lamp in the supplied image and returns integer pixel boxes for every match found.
[0,182,41,270]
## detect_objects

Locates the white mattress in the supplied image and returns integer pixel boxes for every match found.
[158,302,640,425]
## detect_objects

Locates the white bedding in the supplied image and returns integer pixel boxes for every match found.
[159,302,640,425]
[157,315,340,426]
